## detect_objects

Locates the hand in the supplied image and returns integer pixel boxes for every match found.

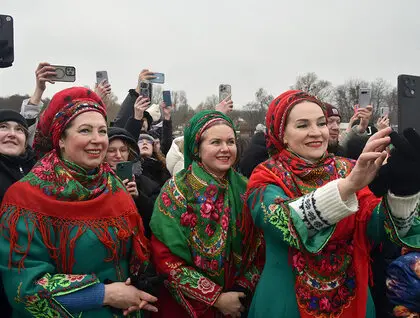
[355,105,373,133]
[160,102,173,120]
[135,69,156,94]
[369,128,420,197]
[338,127,391,200]
[103,282,158,310]
[214,292,246,317]
[122,277,160,315]
[215,95,233,114]
[123,179,138,198]
[134,96,151,120]
[376,115,390,131]
[346,110,359,133]
[35,62,56,91]
[95,80,111,101]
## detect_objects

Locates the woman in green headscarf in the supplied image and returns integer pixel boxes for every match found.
[150,110,262,318]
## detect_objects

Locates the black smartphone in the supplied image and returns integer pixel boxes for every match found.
[162,90,172,107]
[139,81,152,101]
[398,74,420,133]
[0,15,14,68]
[50,65,76,82]
[116,161,134,181]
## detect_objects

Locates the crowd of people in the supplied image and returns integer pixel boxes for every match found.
[0,62,419,318]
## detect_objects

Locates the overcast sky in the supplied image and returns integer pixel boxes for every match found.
[0,0,419,108]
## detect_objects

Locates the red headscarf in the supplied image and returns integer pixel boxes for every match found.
[265,90,326,156]
[33,87,106,158]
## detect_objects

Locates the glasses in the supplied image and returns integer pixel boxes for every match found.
[139,138,154,145]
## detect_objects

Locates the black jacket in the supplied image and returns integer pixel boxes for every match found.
[0,147,36,203]
[238,132,269,178]
[142,157,171,188]
[134,175,161,239]
[0,147,36,318]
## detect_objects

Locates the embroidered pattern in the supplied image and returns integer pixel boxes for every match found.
[293,240,356,317]
[15,273,98,318]
[298,192,330,232]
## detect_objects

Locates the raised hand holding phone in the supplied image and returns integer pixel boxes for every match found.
[95,80,111,101]
[134,96,151,120]
[215,95,233,114]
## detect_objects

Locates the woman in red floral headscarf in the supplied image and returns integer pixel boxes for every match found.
[0,87,158,317]
[242,90,420,317]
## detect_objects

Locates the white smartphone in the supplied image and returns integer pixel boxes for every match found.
[96,71,108,84]
[219,84,231,102]
[50,65,76,82]
[358,88,371,108]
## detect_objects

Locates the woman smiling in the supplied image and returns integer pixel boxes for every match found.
[0,87,157,317]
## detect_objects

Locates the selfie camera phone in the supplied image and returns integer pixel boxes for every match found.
[358,88,371,108]
[398,74,420,133]
[150,72,165,84]
[219,84,231,102]
[0,15,14,68]
[116,161,134,181]
[162,90,172,107]
[139,81,152,101]
[96,71,108,84]
[50,65,76,82]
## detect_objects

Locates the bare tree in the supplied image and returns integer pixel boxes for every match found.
[151,85,163,105]
[196,94,219,111]
[334,79,369,121]
[244,88,274,112]
[291,72,333,102]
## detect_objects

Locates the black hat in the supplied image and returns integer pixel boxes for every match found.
[107,127,140,159]
[0,109,28,129]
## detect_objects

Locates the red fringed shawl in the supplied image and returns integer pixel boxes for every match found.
[0,151,149,273]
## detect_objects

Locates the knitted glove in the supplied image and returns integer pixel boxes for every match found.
[130,264,167,297]
[369,128,420,197]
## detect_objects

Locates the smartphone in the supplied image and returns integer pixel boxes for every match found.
[358,88,371,107]
[162,90,172,107]
[150,72,165,84]
[379,107,389,117]
[116,161,134,181]
[0,15,14,68]
[50,65,76,82]
[398,74,420,133]
[96,71,108,84]
[139,81,152,101]
[219,84,231,102]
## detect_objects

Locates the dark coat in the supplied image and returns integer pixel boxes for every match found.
[238,132,269,178]
[0,147,36,318]
[142,157,171,188]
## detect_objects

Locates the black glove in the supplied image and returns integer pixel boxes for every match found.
[369,128,420,197]
[130,263,167,297]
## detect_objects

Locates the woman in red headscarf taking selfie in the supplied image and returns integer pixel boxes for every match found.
[242,90,420,317]
[0,87,158,317]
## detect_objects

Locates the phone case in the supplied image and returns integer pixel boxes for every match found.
[150,73,165,84]
[139,81,152,101]
[398,74,420,133]
[163,91,172,106]
[358,88,371,108]
[0,15,14,67]
[219,84,231,102]
[116,161,133,181]
[96,71,108,84]
[50,65,76,82]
